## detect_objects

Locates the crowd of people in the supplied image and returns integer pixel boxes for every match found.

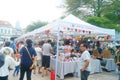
[0,38,54,80]
[0,37,120,80]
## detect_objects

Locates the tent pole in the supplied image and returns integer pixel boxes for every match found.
[55,24,60,80]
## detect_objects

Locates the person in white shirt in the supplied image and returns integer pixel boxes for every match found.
[0,50,20,80]
[80,43,91,80]
[35,43,43,74]
[42,40,52,77]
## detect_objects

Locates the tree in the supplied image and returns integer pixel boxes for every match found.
[64,0,120,32]
[103,0,120,24]
[64,0,109,17]
[25,21,48,32]
[65,0,81,17]
[91,0,108,17]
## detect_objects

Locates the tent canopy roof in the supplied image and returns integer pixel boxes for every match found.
[16,14,115,41]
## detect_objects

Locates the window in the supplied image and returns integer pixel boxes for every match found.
[8,29,10,34]
[1,29,3,33]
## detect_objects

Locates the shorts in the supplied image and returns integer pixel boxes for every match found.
[42,55,50,68]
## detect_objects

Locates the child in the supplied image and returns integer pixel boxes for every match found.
[13,53,20,76]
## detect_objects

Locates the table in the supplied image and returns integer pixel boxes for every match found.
[103,58,116,71]
[50,58,77,79]
[50,58,102,79]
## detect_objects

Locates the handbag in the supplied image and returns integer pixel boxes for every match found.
[25,47,36,69]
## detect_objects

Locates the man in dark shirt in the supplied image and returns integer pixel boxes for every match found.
[19,39,37,80]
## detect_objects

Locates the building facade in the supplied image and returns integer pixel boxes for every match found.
[0,20,23,41]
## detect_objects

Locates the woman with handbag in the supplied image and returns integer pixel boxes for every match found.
[19,39,37,80]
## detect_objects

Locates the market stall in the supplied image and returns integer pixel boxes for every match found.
[15,14,116,80]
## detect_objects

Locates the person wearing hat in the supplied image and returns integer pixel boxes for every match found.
[0,51,20,80]
[115,45,120,80]
[19,39,37,80]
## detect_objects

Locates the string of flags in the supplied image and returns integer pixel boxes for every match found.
[43,28,110,40]
[63,27,91,34]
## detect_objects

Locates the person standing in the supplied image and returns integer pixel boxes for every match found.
[13,41,24,76]
[13,53,21,76]
[80,43,91,80]
[42,40,52,77]
[19,39,37,80]
[35,42,43,74]
[0,49,20,80]
[10,37,17,55]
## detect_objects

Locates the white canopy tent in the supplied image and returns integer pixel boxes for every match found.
[31,14,115,40]
[16,14,115,41]
[15,14,116,80]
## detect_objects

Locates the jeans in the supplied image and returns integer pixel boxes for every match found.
[19,64,32,80]
[0,76,8,80]
[118,66,120,80]
[13,65,20,75]
[81,70,90,80]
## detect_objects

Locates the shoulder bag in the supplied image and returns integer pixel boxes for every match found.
[25,47,36,69]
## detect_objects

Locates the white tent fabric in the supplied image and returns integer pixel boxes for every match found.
[62,14,115,36]
[33,14,115,36]
[16,14,115,40]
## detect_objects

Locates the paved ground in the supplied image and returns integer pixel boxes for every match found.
[9,70,118,80]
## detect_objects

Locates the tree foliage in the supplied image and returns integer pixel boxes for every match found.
[25,21,48,32]
[65,0,81,16]
[64,0,120,32]
[103,0,120,24]
[64,0,109,17]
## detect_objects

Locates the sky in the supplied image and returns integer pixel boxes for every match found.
[0,0,65,29]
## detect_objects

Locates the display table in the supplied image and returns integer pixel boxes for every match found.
[50,58,102,79]
[50,58,77,79]
[103,58,116,71]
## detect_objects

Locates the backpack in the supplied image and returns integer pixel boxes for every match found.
[0,54,5,68]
